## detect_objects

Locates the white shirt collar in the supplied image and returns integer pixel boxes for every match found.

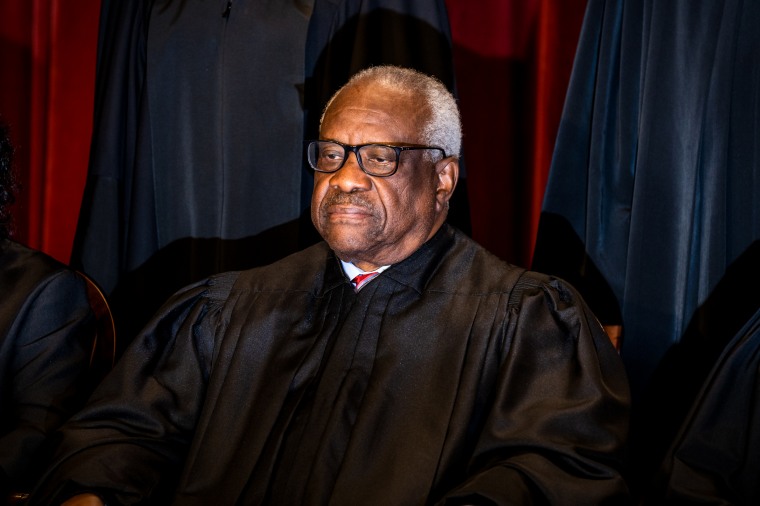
[340,259,391,280]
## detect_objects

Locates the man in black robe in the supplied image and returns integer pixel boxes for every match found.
[32,66,631,506]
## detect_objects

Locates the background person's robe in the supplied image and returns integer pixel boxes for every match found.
[32,226,630,505]
[71,0,464,348]
[643,306,760,505]
[0,239,95,497]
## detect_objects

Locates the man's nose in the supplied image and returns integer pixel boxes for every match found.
[328,151,371,191]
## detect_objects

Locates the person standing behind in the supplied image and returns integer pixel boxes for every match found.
[32,67,630,506]
[0,123,97,502]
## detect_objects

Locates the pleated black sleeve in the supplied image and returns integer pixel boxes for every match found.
[436,271,631,505]
[27,273,236,506]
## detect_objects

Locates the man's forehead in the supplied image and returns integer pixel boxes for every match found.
[324,104,395,125]
[330,82,418,112]
[323,83,425,133]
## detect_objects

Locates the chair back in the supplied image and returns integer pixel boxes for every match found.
[78,271,116,382]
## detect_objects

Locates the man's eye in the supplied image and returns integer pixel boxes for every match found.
[363,147,396,165]
[322,151,344,161]
[368,155,391,164]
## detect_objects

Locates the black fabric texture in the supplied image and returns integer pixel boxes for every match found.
[0,239,96,496]
[643,307,760,505]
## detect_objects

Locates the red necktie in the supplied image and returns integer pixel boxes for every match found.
[352,271,379,291]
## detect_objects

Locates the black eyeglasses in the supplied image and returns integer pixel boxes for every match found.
[306,140,447,177]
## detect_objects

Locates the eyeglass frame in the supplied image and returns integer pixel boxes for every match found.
[305,140,447,177]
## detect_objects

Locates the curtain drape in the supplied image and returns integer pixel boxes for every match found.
[0,0,99,263]
[532,0,760,496]
[447,0,586,267]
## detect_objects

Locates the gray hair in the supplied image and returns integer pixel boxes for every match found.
[321,66,462,161]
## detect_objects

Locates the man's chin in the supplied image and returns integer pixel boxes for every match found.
[324,231,376,258]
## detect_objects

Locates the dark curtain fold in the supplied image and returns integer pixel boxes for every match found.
[533,0,760,498]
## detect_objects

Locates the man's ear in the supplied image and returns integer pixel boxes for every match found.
[435,157,459,210]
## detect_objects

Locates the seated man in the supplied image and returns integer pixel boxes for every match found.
[32,66,631,505]
[0,123,96,500]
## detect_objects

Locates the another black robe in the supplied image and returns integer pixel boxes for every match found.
[34,226,630,505]
[0,239,95,497]
[643,307,760,505]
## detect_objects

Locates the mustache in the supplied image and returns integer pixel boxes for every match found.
[320,192,375,212]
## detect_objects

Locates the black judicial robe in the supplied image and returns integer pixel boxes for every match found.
[72,0,460,344]
[34,226,630,505]
[0,239,95,496]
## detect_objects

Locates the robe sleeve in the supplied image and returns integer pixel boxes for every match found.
[28,273,238,506]
[0,270,95,494]
[440,273,632,505]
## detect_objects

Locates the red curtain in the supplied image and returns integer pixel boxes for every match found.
[446,0,587,266]
[0,0,99,263]
[0,0,585,269]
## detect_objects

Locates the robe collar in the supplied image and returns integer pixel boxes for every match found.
[324,224,456,296]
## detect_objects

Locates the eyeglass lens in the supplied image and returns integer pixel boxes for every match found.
[309,141,398,176]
